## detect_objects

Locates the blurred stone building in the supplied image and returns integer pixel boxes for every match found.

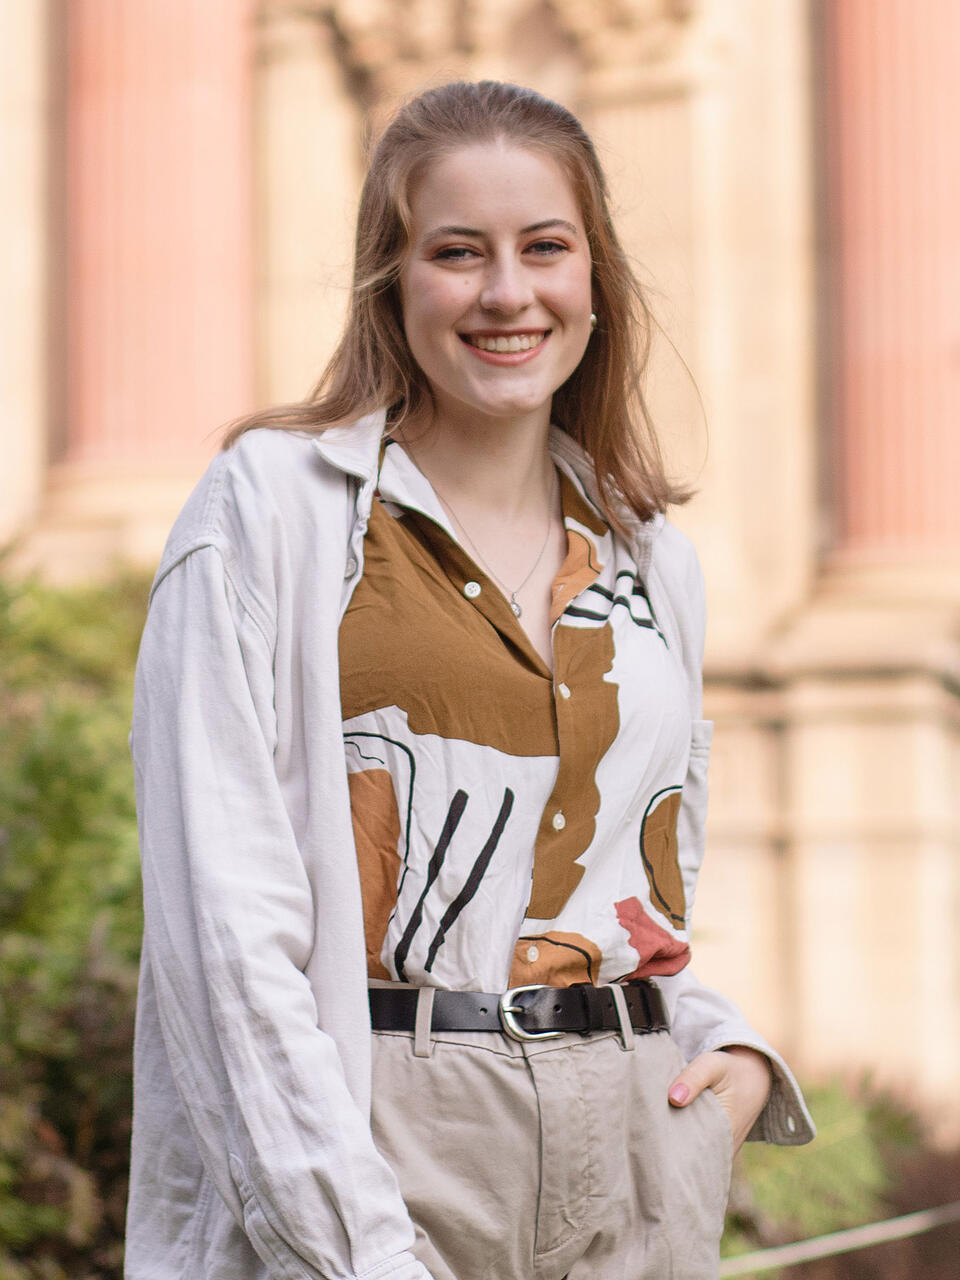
[3,1,959,1134]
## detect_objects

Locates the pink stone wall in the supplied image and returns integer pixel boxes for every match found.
[66,0,255,470]
[824,0,960,556]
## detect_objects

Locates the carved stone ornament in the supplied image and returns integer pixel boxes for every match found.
[257,0,702,107]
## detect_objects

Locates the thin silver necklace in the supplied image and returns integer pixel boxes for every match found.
[407,448,558,619]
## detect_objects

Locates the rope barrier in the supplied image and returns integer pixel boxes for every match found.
[718,1200,960,1276]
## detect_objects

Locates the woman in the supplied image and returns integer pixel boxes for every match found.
[127,81,813,1280]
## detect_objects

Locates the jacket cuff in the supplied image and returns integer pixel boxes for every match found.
[704,1034,816,1146]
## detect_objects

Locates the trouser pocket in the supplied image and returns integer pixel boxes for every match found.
[659,1038,734,1278]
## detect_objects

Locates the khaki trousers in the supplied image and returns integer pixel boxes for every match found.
[370,1019,734,1280]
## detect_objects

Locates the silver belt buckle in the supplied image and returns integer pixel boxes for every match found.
[498,985,564,1042]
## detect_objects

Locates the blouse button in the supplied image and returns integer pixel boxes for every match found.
[557,682,571,700]
[551,811,566,831]
[526,945,540,963]
[344,557,358,577]
[464,581,482,599]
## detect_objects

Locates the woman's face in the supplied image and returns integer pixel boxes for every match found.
[399,141,594,432]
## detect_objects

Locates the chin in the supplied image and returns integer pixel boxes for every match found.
[466,387,554,419]
[476,401,551,423]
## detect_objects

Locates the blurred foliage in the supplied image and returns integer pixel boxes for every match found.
[0,567,148,1279]
[721,1078,960,1278]
[723,1078,920,1258]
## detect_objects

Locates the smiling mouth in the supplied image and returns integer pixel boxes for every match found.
[460,331,549,353]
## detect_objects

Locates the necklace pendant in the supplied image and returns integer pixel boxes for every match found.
[510,598,522,618]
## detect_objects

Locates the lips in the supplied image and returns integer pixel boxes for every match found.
[460,331,549,354]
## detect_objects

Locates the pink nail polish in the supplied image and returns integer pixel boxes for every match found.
[669,1083,689,1105]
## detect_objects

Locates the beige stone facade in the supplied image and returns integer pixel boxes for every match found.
[3,1,959,1136]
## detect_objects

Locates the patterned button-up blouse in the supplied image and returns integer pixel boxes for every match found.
[339,438,694,992]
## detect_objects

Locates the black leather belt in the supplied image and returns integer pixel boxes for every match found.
[369,980,669,1042]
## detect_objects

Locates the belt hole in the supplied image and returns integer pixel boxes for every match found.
[479,1006,487,1014]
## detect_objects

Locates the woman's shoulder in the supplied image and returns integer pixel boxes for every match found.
[644,516,707,670]
[650,517,704,591]
[151,420,379,603]
[157,431,327,558]
[217,425,350,523]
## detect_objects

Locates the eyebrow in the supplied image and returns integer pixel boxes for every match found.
[422,218,580,240]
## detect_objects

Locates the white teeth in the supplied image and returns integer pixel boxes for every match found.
[470,333,544,352]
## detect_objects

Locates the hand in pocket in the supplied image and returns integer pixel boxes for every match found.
[667,1046,772,1151]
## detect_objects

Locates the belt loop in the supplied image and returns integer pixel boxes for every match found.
[608,983,636,1052]
[413,987,436,1058]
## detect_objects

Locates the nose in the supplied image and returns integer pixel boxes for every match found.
[478,254,533,316]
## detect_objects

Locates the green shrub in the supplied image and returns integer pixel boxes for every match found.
[722,1077,928,1276]
[0,568,148,1279]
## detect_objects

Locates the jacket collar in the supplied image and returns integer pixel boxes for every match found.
[308,409,387,482]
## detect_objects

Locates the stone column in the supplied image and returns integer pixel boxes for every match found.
[254,4,360,404]
[0,0,49,544]
[64,0,255,472]
[823,0,960,568]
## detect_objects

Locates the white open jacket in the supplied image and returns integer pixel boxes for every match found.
[127,412,814,1280]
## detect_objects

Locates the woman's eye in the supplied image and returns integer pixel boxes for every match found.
[526,239,569,256]
[433,245,480,262]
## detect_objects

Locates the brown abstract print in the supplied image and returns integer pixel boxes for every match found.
[339,501,557,754]
[639,787,686,927]
[348,768,402,979]
[525,622,620,919]
[508,931,603,987]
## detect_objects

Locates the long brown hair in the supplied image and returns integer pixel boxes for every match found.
[224,80,691,526]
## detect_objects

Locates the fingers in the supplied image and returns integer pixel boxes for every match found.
[668,1047,774,1153]
[667,1050,727,1108]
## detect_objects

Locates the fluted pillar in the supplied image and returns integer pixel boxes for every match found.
[0,0,49,544]
[824,0,960,561]
[254,4,360,403]
[65,0,255,471]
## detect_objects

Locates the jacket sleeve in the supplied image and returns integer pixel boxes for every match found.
[132,543,432,1280]
[653,526,815,1146]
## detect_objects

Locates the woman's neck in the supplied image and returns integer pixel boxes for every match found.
[394,404,556,519]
